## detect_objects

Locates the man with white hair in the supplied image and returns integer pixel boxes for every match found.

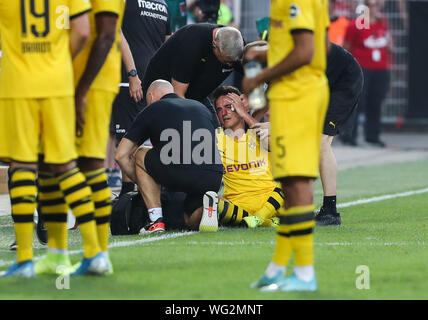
[115,80,223,233]
[141,23,244,125]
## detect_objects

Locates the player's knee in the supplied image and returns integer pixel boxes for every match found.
[280,177,314,206]
[49,160,77,174]
[77,157,104,172]
[321,134,334,147]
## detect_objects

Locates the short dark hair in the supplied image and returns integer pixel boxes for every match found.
[212,86,242,107]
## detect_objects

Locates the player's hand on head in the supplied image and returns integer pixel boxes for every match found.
[129,76,143,102]
[240,94,250,113]
[226,93,246,116]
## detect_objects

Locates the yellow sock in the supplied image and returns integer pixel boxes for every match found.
[38,172,68,250]
[271,208,292,266]
[10,168,37,263]
[57,168,100,258]
[84,169,112,252]
[218,198,249,226]
[282,205,316,266]
[254,187,285,221]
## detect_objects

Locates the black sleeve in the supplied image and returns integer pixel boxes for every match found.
[124,107,152,145]
[170,34,204,83]
[166,6,172,36]
[234,62,244,75]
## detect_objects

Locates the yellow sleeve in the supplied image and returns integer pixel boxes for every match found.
[287,0,316,32]
[324,0,330,29]
[92,0,122,16]
[69,0,92,19]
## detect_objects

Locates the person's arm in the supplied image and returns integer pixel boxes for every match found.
[251,105,269,122]
[120,29,143,102]
[70,13,90,60]
[171,78,190,98]
[243,44,268,64]
[115,138,139,183]
[242,30,314,95]
[75,13,118,135]
[251,122,270,151]
[116,108,151,182]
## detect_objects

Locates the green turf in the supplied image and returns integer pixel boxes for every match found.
[0,159,427,299]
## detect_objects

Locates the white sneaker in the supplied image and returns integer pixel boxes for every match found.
[199,191,219,232]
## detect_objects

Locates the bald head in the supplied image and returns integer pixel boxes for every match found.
[146,79,174,104]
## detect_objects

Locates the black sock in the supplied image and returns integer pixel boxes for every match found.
[323,196,337,212]
[120,182,135,195]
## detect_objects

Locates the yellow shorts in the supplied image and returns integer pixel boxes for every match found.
[269,83,329,179]
[76,89,117,159]
[0,97,77,164]
[227,187,278,215]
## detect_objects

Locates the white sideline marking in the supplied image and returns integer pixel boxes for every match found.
[1,187,428,269]
[174,241,426,247]
[0,232,195,268]
[336,187,428,209]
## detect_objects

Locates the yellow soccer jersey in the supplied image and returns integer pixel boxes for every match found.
[0,0,91,98]
[73,0,125,93]
[216,128,280,211]
[268,0,330,99]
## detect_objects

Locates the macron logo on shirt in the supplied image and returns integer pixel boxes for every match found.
[138,0,168,13]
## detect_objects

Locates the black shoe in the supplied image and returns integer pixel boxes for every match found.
[366,139,386,148]
[9,240,17,251]
[315,207,342,226]
[36,217,47,245]
[139,218,166,234]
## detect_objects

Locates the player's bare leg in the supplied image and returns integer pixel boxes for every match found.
[134,147,165,234]
[316,135,341,226]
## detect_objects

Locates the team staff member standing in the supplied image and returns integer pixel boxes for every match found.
[115,80,223,233]
[0,0,98,277]
[316,42,363,226]
[242,0,330,291]
[110,0,172,196]
[141,23,244,122]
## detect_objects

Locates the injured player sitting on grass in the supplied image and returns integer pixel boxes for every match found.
[206,86,284,228]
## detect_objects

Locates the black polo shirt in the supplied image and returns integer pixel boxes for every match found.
[125,93,223,172]
[141,23,243,102]
[120,0,171,84]
[327,42,363,92]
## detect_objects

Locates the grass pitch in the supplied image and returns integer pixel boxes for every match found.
[0,159,427,300]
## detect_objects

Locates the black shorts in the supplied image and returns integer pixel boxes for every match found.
[144,149,222,215]
[110,87,146,140]
[324,66,364,136]
[323,91,360,136]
